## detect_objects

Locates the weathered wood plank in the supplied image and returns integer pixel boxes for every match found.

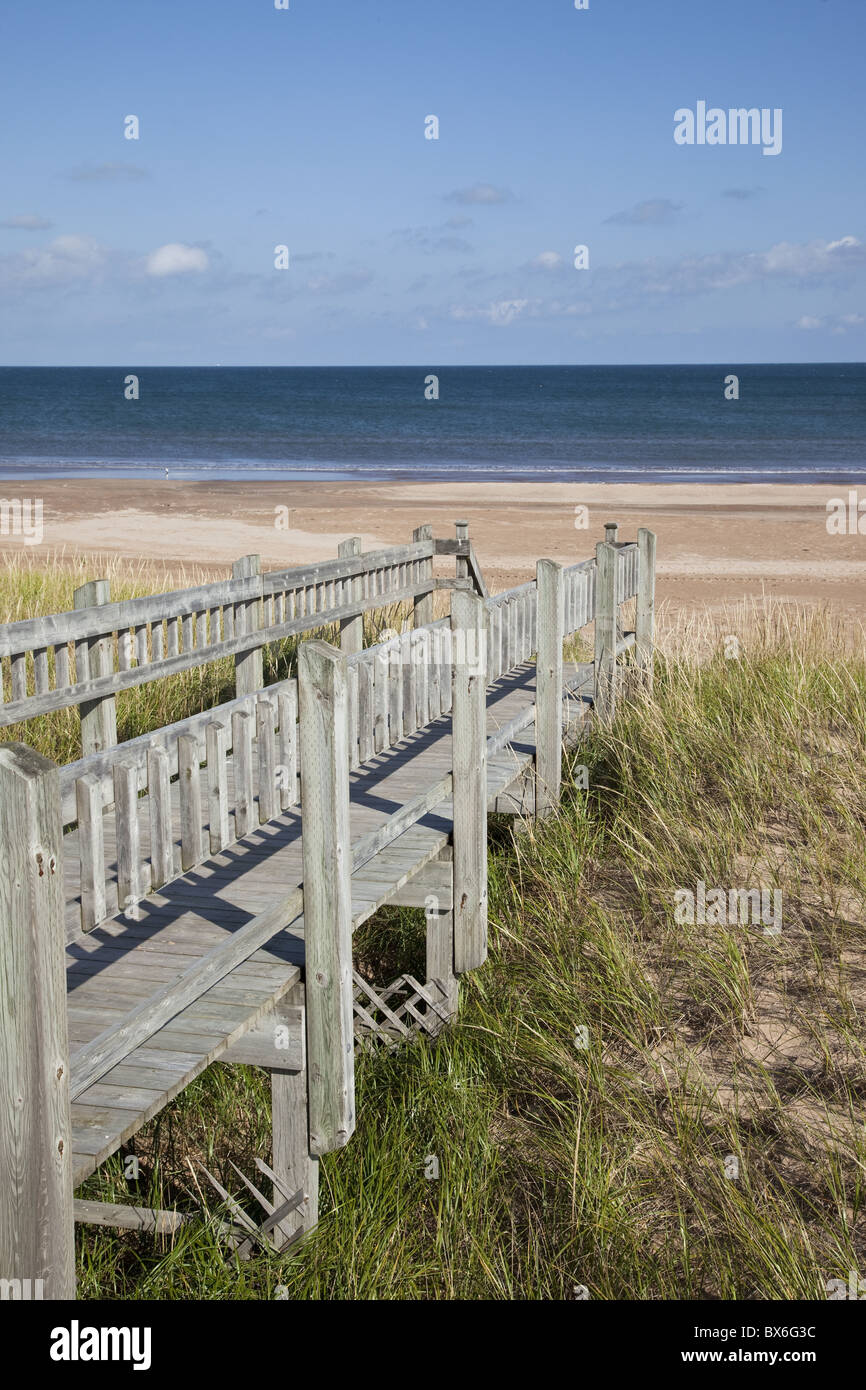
[535,559,564,818]
[277,686,298,810]
[358,658,374,764]
[257,698,277,824]
[74,579,117,756]
[76,774,106,932]
[68,886,305,1102]
[113,761,145,919]
[147,746,174,891]
[0,745,75,1297]
[271,1005,319,1240]
[0,574,262,658]
[451,589,488,972]
[178,734,203,873]
[635,528,656,691]
[338,536,363,655]
[594,540,619,721]
[1,579,428,727]
[233,709,254,839]
[233,554,263,698]
[220,1001,304,1071]
[298,640,355,1156]
[206,722,230,854]
[57,676,297,822]
[412,524,434,628]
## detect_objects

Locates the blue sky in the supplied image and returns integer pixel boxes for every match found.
[0,0,863,364]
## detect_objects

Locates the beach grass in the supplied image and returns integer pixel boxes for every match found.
[3,556,864,1298]
[59,577,865,1299]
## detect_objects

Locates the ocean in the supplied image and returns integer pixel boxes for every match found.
[0,365,863,484]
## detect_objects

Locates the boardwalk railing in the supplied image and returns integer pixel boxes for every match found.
[0,523,491,747]
[0,521,654,1297]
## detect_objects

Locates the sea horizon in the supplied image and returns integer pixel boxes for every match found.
[1,363,864,485]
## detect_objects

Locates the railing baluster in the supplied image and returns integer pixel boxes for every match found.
[233,709,254,839]
[257,697,277,823]
[178,734,203,871]
[76,773,106,931]
[206,721,230,853]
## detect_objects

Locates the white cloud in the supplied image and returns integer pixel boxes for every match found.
[145,243,209,277]
[439,233,866,332]
[393,224,473,254]
[1,234,109,286]
[451,298,530,326]
[626,235,866,298]
[760,236,862,277]
[529,251,564,271]
[68,162,148,183]
[0,214,53,230]
[796,311,864,334]
[605,198,684,226]
[445,183,513,206]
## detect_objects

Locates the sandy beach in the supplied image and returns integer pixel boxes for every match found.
[1,479,864,621]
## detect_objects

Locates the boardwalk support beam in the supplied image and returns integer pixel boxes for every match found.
[0,744,75,1299]
[298,640,356,1154]
[451,589,488,973]
[424,853,458,1019]
[269,987,319,1241]
[536,558,565,817]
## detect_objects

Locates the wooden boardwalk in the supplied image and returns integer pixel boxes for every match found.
[0,522,654,1294]
[64,661,592,1185]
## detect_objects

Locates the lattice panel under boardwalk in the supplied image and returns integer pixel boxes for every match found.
[352,969,453,1048]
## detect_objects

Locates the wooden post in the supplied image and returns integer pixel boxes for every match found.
[73,579,117,756]
[594,541,619,722]
[635,528,656,693]
[535,559,564,818]
[0,744,75,1299]
[338,536,363,655]
[425,896,458,1019]
[233,554,263,697]
[271,985,319,1243]
[450,589,487,973]
[455,520,469,584]
[298,640,355,1155]
[412,523,434,628]
[603,523,623,648]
